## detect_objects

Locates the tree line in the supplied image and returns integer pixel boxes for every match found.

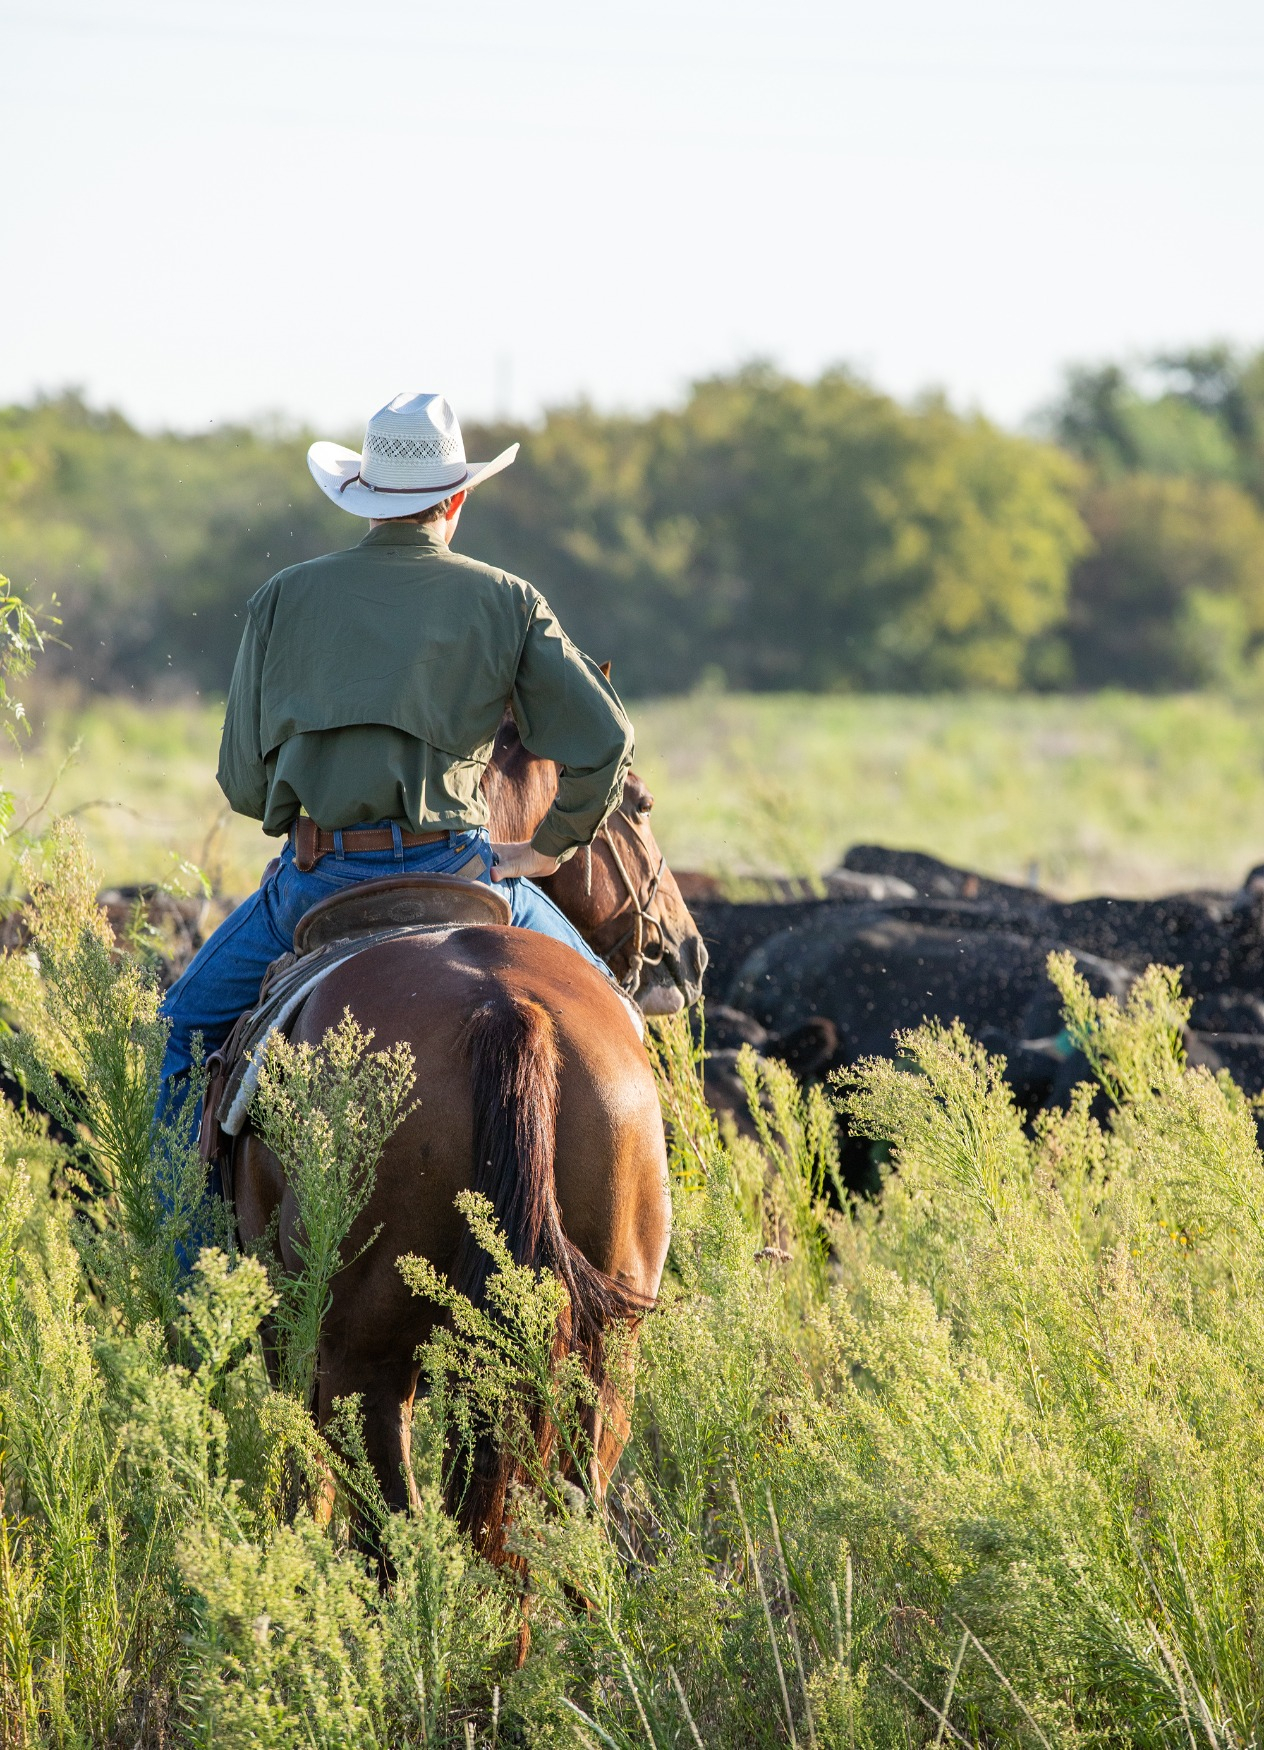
[4,348,1264,698]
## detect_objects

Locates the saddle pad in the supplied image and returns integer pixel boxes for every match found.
[215,922,458,1138]
[293,872,510,955]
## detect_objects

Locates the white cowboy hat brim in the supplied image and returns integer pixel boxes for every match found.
[307,439,519,518]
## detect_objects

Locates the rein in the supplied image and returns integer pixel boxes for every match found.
[584,812,668,999]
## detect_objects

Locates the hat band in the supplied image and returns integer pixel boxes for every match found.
[340,468,470,497]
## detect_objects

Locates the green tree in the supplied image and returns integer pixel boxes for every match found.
[0,392,350,694]
[1050,346,1264,497]
[1051,361,1242,482]
[0,374,1095,698]
[1068,474,1264,688]
[652,367,1088,690]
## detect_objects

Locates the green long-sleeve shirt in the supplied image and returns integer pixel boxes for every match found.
[215,522,634,860]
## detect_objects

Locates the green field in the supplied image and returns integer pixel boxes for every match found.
[7,686,1264,899]
[5,851,1264,1744]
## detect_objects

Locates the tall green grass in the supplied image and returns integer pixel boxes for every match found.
[2,824,1264,1743]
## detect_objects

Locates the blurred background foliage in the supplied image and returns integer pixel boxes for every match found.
[4,346,1264,699]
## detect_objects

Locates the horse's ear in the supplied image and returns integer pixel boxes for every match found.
[599,661,612,680]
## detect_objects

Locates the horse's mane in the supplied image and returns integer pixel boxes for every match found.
[480,711,559,845]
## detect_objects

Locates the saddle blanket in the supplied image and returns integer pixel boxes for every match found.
[207,923,460,1145]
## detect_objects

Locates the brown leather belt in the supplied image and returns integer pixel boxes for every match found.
[290,815,451,873]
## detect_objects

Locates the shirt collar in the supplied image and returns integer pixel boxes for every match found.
[358,522,450,553]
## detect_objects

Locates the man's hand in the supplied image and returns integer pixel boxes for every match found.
[490,840,562,883]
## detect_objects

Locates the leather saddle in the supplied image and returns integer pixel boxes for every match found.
[199,873,511,1180]
[293,872,510,951]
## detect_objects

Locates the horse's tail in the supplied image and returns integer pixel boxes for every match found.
[451,989,647,1556]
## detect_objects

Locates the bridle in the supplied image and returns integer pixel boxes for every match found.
[583,809,669,999]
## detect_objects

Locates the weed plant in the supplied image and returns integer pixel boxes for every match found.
[1,826,1264,1743]
[251,1016,416,1407]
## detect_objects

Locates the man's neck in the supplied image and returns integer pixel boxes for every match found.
[359,521,450,550]
[368,511,459,544]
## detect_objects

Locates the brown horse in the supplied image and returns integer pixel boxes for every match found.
[233,717,705,1559]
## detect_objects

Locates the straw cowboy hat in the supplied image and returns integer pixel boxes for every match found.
[308,392,518,518]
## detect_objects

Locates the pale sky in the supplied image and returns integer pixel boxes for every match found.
[4,0,1262,435]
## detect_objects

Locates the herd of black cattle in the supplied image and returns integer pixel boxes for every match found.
[688,845,1264,1192]
[8,847,1264,1200]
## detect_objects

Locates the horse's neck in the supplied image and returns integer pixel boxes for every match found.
[483,725,559,844]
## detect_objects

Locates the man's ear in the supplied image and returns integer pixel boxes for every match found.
[599,661,612,680]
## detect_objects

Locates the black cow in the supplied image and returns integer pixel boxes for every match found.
[690,847,1264,1191]
[729,908,1135,1063]
[841,846,1264,1002]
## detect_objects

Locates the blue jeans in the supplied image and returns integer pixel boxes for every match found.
[158,825,609,1101]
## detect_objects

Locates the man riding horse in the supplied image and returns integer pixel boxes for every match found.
[159,391,703,1557]
[160,390,642,1125]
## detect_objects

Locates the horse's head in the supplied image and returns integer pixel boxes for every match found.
[482,714,708,1013]
[543,771,708,1014]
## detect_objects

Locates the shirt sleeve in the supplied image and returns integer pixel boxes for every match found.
[215,609,269,820]
[510,596,634,860]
